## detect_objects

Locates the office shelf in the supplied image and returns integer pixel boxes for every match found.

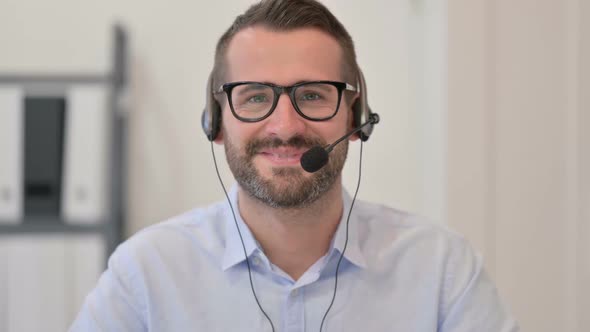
[0,222,107,235]
[0,24,128,262]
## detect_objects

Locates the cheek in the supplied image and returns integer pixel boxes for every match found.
[221,111,260,146]
[341,102,354,126]
[333,108,354,135]
[221,106,242,136]
[308,122,347,145]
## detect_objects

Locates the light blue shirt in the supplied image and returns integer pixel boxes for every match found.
[70,186,518,331]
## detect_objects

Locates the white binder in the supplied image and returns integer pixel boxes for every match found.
[1,234,104,332]
[62,86,111,223]
[4,235,69,332]
[68,235,105,319]
[0,87,23,223]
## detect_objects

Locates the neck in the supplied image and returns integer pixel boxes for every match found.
[237,181,344,280]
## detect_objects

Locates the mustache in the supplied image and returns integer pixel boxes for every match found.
[245,135,325,157]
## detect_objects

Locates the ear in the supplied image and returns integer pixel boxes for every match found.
[348,94,360,142]
[213,124,224,144]
[212,98,224,144]
[213,133,224,144]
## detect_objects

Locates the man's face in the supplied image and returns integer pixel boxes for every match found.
[218,26,355,208]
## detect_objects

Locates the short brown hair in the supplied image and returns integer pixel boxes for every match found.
[212,0,358,91]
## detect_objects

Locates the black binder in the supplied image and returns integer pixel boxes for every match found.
[23,97,66,219]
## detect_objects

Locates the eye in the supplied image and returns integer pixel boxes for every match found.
[247,94,269,103]
[300,92,323,101]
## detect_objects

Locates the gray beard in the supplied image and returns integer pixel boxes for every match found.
[224,134,348,209]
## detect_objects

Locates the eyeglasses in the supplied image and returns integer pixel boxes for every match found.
[215,81,357,122]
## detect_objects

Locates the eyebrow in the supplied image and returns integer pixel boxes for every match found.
[297,83,333,92]
[234,83,270,95]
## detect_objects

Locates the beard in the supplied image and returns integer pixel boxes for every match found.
[224,133,348,209]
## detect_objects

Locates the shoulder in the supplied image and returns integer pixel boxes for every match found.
[354,199,474,256]
[353,199,482,286]
[107,200,230,275]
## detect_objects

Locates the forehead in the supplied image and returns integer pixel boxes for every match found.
[225,26,344,84]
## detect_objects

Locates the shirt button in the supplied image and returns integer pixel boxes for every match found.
[291,288,299,296]
[251,256,262,267]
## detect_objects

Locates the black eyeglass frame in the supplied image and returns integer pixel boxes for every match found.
[215,80,357,123]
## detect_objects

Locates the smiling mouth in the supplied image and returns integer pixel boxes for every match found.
[259,150,306,165]
[246,135,322,167]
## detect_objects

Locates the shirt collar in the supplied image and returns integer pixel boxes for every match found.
[221,184,259,271]
[221,184,367,271]
[331,189,367,269]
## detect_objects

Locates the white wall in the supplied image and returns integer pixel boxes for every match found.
[448,0,589,331]
[580,2,590,329]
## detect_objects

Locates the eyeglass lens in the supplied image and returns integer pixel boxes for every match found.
[230,82,339,120]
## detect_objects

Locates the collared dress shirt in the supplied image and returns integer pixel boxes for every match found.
[70,185,518,332]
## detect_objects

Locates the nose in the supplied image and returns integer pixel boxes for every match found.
[263,93,306,139]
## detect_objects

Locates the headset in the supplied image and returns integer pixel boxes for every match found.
[201,65,376,142]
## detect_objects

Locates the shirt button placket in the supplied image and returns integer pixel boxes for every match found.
[286,288,304,332]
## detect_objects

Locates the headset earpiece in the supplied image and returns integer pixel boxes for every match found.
[352,67,375,142]
[202,73,222,141]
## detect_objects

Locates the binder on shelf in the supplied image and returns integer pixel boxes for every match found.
[68,235,105,318]
[0,87,23,223]
[62,86,111,224]
[4,235,69,331]
[23,96,66,219]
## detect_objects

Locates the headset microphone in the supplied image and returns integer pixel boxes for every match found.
[300,113,379,173]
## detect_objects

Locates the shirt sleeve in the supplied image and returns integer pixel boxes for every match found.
[438,238,519,332]
[68,243,146,332]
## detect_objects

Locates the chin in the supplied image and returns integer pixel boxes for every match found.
[256,159,302,175]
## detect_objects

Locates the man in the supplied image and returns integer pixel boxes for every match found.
[71,0,518,331]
